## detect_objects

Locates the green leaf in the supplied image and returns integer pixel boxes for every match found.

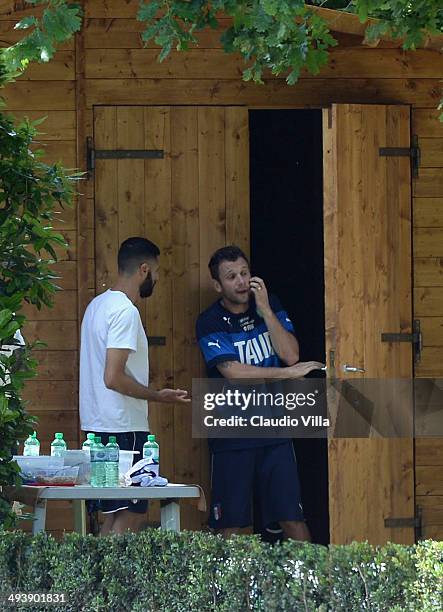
[0,320,20,339]
[356,0,369,22]
[14,16,38,30]
[141,22,161,43]
[0,309,13,330]
[158,41,173,62]
[137,0,161,22]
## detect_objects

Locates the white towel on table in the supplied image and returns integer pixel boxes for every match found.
[124,457,168,487]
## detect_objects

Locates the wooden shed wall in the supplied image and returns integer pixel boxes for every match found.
[2,0,443,539]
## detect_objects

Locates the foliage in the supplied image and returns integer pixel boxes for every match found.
[316,1,442,48]
[0,530,442,611]
[0,0,82,82]
[1,2,441,114]
[0,111,77,528]
[3,2,441,87]
[137,0,338,85]
[411,540,443,611]
[135,0,442,117]
[136,1,442,83]
[347,0,443,49]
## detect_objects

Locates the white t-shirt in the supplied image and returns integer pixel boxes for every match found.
[79,289,149,433]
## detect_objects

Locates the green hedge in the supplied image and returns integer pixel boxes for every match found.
[0,530,442,611]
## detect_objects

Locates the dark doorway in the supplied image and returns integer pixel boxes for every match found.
[249,109,329,545]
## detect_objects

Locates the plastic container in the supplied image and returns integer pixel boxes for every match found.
[62,450,90,484]
[14,455,63,473]
[13,456,79,486]
[118,450,139,481]
[25,466,79,486]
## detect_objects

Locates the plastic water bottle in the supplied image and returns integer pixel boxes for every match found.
[143,434,159,465]
[90,436,106,487]
[82,433,96,458]
[50,432,67,457]
[23,431,40,457]
[81,433,96,484]
[105,436,120,487]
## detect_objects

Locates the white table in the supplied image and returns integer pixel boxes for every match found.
[20,484,201,535]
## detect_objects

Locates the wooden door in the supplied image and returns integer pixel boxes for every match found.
[323,104,415,544]
[94,106,249,529]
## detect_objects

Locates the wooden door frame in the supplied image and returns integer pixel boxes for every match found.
[82,103,416,541]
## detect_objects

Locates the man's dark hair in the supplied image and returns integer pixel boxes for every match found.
[118,237,160,274]
[208,245,250,281]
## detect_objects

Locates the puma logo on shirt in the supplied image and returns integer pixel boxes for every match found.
[208,340,221,349]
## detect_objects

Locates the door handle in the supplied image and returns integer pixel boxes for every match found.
[343,364,365,373]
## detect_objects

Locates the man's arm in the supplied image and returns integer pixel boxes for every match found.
[104,348,189,403]
[261,310,299,365]
[217,360,323,380]
[250,277,299,365]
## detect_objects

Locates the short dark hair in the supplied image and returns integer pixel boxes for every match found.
[208,245,250,281]
[118,237,160,274]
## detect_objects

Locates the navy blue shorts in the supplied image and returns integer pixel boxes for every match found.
[86,431,148,515]
[209,442,305,529]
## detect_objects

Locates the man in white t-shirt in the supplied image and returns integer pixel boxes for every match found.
[80,237,190,535]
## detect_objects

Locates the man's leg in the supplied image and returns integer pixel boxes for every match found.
[209,448,255,536]
[280,520,311,542]
[257,442,309,540]
[216,527,251,538]
[97,431,148,535]
[108,509,147,534]
[99,512,116,536]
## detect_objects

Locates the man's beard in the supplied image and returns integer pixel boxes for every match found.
[139,271,155,298]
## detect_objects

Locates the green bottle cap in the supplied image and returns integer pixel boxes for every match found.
[95,436,101,443]
[148,434,156,442]
[109,436,116,443]
[55,433,63,439]
[32,431,37,438]
[87,433,95,440]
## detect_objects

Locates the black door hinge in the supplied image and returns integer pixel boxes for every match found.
[86,137,164,177]
[379,135,420,178]
[385,506,423,541]
[381,320,422,364]
[147,336,166,346]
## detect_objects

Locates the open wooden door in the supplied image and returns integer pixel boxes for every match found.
[323,104,415,544]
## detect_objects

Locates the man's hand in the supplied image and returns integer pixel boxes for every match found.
[217,360,325,381]
[105,349,191,402]
[285,361,325,378]
[249,276,271,316]
[250,277,299,365]
[156,388,190,403]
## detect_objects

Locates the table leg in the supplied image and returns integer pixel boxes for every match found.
[160,500,180,532]
[32,500,47,535]
[73,500,87,535]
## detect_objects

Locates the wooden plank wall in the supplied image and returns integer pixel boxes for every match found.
[2,0,442,538]
[413,110,443,541]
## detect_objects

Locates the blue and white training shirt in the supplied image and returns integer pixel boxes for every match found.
[196,294,295,451]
